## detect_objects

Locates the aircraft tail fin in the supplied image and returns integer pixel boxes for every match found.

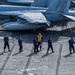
[47,0,71,13]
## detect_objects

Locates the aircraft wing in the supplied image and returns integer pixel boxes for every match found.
[0,11,22,15]
[18,12,49,24]
[62,14,75,21]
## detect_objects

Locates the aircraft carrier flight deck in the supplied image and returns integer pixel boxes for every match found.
[0,0,75,75]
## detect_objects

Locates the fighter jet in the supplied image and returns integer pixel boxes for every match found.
[0,0,75,30]
[0,0,52,20]
[0,0,52,22]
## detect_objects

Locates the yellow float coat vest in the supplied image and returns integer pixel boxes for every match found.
[38,35,42,42]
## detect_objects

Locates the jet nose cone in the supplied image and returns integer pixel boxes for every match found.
[2,22,28,30]
[2,22,18,27]
[3,25,14,30]
[2,22,19,30]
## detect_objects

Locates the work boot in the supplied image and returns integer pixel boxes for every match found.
[52,51,54,53]
[46,51,48,54]
[2,51,5,54]
[73,51,75,53]
[70,52,72,54]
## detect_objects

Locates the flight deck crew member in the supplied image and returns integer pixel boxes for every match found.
[68,37,75,54]
[37,33,43,51]
[33,36,38,53]
[3,34,10,53]
[18,36,23,53]
[47,37,54,54]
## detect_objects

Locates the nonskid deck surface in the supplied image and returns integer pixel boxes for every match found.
[0,25,74,75]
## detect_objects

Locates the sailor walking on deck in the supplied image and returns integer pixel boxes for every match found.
[3,34,10,54]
